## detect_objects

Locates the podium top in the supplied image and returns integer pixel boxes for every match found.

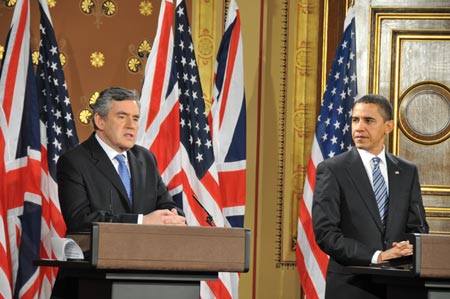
[87,223,251,273]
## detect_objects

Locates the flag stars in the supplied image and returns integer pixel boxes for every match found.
[342,123,350,134]
[205,139,212,148]
[178,23,184,33]
[190,74,197,85]
[325,118,331,126]
[52,139,62,151]
[189,59,196,68]
[337,56,344,64]
[328,150,336,158]
[328,103,333,111]
[177,5,184,17]
[195,137,202,147]
[195,152,203,162]
[181,56,187,66]
[50,62,58,71]
[40,24,46,34]
[331,135,338,144]
[55,110,62,119]
[334,72,340,81]
[50,46,58,55]
[64,112,73,123]
[179,40,185,50]
[333,120,340,130]
[337,106,344,115]
[66,129,73,138]
[321,133,328,142]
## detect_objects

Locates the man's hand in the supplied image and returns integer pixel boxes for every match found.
[377,240,413,263]
[142,209,186,226]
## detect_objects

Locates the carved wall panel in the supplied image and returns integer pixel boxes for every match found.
[369,7,450,233]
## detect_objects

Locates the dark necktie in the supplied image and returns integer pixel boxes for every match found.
[372,157,388,225]
[115,154,132,205]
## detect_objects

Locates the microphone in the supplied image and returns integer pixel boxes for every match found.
[416,203,427,234]
[192,193,215,227]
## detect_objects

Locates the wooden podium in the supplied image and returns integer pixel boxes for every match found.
[347,234,450,299]
[37,223,250,299]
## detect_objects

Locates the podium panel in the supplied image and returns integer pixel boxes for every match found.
[36,223,250,299]
[347,234,450,299]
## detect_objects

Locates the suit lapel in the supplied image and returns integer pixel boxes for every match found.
[86,134,132,211]
[385,152,402,231]
[345,148,385,232]
[128,149,144,213]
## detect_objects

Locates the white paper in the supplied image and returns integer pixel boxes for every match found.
[51,237,84,261]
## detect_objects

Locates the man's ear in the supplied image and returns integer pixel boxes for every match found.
[385,119,394,135]
[94,113,104,130]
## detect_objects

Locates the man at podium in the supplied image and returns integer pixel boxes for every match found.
[312,94,429,299]
[56,87,186,232]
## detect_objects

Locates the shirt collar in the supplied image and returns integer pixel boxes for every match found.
[95,133,128,161]
[356,146,387,167]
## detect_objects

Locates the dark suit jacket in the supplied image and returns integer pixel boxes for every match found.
[56,133,178,232]
[312,147,428,299]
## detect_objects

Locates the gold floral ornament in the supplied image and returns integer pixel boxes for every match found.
[79,109,92,125]
[127,40,151,74]
[4,0,17,7]
[47,0,56,8]
[79,91,99,125]
[90,51,105,68]
[139,1,152,16]
[32,51,40,65]
[59,52,67,67]
[0,44,4,62]
[102,0,116,16]
[89,91,99,108]
[81,0,95,14]
[127,58,141,73]
[138,40,151,58]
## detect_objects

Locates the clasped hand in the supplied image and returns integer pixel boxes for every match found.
[142,208,187,226]
[377,240,413,263]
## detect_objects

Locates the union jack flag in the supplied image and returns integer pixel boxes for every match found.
[295,7,357,299]
[0,1,78,298]
[204,1,246,297]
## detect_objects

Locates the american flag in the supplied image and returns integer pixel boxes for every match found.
[0,0,78,298]
[295,7,357,299]
[35,0,79,297]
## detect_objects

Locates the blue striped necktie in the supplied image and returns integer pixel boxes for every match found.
[115,154,132,205]
[372,157,388,225]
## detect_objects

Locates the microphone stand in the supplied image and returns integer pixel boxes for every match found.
[192,194,216,227]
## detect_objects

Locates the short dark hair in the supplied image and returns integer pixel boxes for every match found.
[354,94,393,121]
[92,87,140,130]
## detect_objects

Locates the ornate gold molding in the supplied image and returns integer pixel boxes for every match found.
[193,0,217,111]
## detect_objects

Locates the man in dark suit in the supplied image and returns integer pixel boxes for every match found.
[312,94,429,299]
[57,87,186,232]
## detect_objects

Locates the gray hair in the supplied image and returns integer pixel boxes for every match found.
[354,94,393,121]
[92,87,140,130]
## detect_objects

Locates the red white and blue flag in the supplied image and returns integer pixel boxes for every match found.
[138,0,245,297]
[0,0,78,298]
[295,7,357,299]
[210,0,246,230]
